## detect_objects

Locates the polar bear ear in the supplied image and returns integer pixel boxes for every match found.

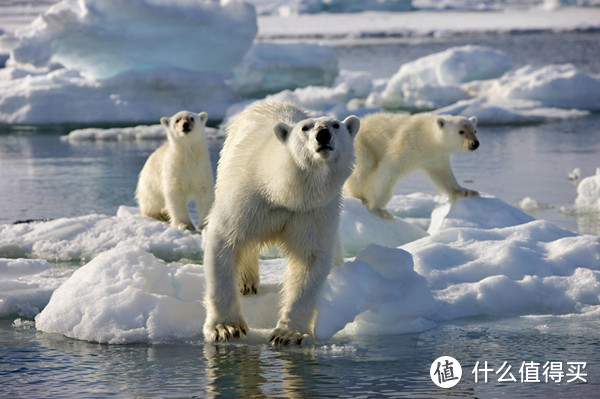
[343,115,360,137]
[274,122,291,143]
[160,117,170,129]
[469,116,478,127]
[198,112,208,125]
[437,118,446,129]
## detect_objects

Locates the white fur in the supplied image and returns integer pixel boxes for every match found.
[343,112,479,219]
[136,110,214,231]
[203,101,359,345]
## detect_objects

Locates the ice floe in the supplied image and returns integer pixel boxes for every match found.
[7,194,596,344]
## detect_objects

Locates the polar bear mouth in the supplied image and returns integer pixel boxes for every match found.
[316,144,334,153]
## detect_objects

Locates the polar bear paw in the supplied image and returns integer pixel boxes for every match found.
[241,282,258,296]
[205,320,248,343]
[269,328,313,347]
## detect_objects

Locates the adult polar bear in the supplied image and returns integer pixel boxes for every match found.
[343,112,479,219]
[203,101,359,346]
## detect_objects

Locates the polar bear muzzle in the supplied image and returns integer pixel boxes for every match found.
[316,127,333,152]
[468,139,480,151]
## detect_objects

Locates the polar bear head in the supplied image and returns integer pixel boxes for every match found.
[273,115,360,172]
[437,115,479,152]
[161,110,208,143]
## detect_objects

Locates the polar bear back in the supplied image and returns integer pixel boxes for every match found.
[357,112,448,171]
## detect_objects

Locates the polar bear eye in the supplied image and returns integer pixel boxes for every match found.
[332,123,340,129]
[459,130,465,135]
[302,124,310,132]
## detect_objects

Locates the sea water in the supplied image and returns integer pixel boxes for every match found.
[1,32,600,397]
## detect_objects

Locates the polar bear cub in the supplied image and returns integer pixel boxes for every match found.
[136,110,214,231]
[203,101,359,346]
[343,112,479,219]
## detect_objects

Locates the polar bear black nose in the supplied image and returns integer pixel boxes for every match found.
[469,140,480,151]
[316,128,332,145]
[182,122,190,132]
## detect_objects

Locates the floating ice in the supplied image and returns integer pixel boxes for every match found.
[435,97,589,124]
[0,258,70,318]
[368,46,512,110]
[466,64,600,111]
[232,42,338,98]
[248,0,412,15]
[0,0,258,123]
[34,247,207,344]
[30,194,600,344]
[0,208,204,262]
[427,195,534,234]
[315,244,436,339]
[574,168,600,213]
[0,65,238,124]
[7,0,257,79]
[62,125,223,142]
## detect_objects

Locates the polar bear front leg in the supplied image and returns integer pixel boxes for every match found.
[425,158,479,202]
[203,230,248,342]
[269,251,331,346]
[164,188,195,231]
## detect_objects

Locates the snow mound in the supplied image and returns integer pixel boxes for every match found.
[435,97,589,124]
[34,247,207,344]
[340,197,428,257]
[368,46,512,110]
[0,0,257,123]
[574,168,600,213]
[315,244,436,339]
[232,42,338,98]
[8,0,257,80]
[0,209,204,262]
[467,64,600,111]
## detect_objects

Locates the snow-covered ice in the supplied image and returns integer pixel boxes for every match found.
[62,124,223,142]
[1,0,600,347]
[5,0,257,80]
[0,0,258,123]
[0,208,204,263]
[227,46,600,125]
[367,45,512,110]
[4,194,594,344]
[0,257,70,318]
[1,2,600,123]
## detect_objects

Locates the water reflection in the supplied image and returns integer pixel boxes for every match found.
[203,344,329,398]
